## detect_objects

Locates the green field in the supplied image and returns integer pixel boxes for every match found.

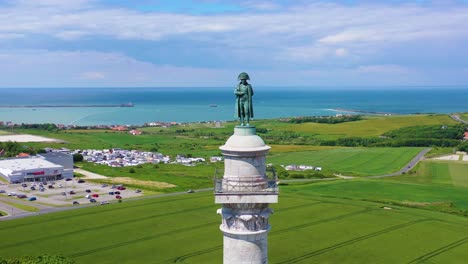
[77,162,216,192]
[0,183,467,264]
[389,161,468,188]
[459,113,468,122]
[9,114,457,152]
[278,114,457,139]
[267,147,423,176]
[0,130,10,135]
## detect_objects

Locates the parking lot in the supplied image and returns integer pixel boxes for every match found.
[0,178,144,207]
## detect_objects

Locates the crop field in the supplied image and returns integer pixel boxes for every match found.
[296,178,468,212]
[0,183,467,264]
[267,147,423,176]
[389,161,468,188]
[276,114,457,139]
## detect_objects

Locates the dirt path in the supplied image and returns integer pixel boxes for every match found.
[74,168,108,179]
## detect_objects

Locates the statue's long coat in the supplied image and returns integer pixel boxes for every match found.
[235,84,254,118]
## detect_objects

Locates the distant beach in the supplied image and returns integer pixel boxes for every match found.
[0,87,466,126]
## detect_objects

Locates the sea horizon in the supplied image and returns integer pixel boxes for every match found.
[0,87,466,126]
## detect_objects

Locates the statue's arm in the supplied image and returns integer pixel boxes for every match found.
[234,85,245,96]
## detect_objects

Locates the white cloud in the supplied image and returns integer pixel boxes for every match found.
[0,49,237,87]
[0,1,467,86]
[355,64,410,74]
[335,48,348,57]
[80,71,105,80]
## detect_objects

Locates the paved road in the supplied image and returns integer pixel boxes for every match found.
[450,114,468,124]
[0,201,28,217]
[368,148,431,178]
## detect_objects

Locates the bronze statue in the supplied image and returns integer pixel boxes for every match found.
[235,72,254,126]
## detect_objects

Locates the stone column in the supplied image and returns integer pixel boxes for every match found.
[215,126,278,264]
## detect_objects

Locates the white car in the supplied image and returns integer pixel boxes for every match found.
[100,201,109,205]
[7,192,16,196]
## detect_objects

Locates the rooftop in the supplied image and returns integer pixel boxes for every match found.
[0,157,62,172]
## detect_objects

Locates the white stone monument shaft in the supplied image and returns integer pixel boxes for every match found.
[216,126,278,264]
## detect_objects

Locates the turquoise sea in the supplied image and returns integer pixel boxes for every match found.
[0,87,466,125]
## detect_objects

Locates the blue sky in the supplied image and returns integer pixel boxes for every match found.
[0,0,467,87]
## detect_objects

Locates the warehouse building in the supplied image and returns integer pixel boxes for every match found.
[38,152,74,178]
[0,157,65,183]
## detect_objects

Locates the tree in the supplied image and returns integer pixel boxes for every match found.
[72,153,83,162]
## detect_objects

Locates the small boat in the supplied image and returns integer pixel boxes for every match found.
[120,102,134,107]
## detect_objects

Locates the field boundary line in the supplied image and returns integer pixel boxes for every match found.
[408,237,468,263]
[271,208,373,236]
[0,204,217,249]
[68,221,219,258]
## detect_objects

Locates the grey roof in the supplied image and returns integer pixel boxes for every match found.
[38,152,72,158]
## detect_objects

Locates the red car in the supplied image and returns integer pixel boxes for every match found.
[115,195,122,199]
[92,194,99,198]
[116,186,126,190]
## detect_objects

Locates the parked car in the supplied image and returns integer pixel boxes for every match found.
[30,186,36,191]
[40,188,45,192]
[108,191,115,195]
[77,179,85,183]
[115,195,122,199]
[72,201,80,205]
[117,186,126,190]
[100,201,109,205]
[90,199,97,203]
[28,197,37,201]
[65,178,73,181]
[92,194,99,198]
[85,194,91,199]
[0,190,6,193]
[101,184,108,188]
[135,189,142,193]
[7,192,16,196]
[61,192,67,196]
[17,194,27,198]
[110,185,116,189]
[85,189,91,193]
[21,183,27,187]
[187,189,195,193]
[69,190,76,195]
[114,191,121,195]
[48,185,54,189]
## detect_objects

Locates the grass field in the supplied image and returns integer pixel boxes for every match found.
[0,130,10,135]
[389,161,468,188]
[267,147,423,176]
[459,113,468,122]
[273,114,457,139]
[0,183,467,264]
[9,114,457,152]
[77,162,216,192]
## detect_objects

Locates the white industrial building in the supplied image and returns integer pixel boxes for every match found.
[0,157,66,183]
